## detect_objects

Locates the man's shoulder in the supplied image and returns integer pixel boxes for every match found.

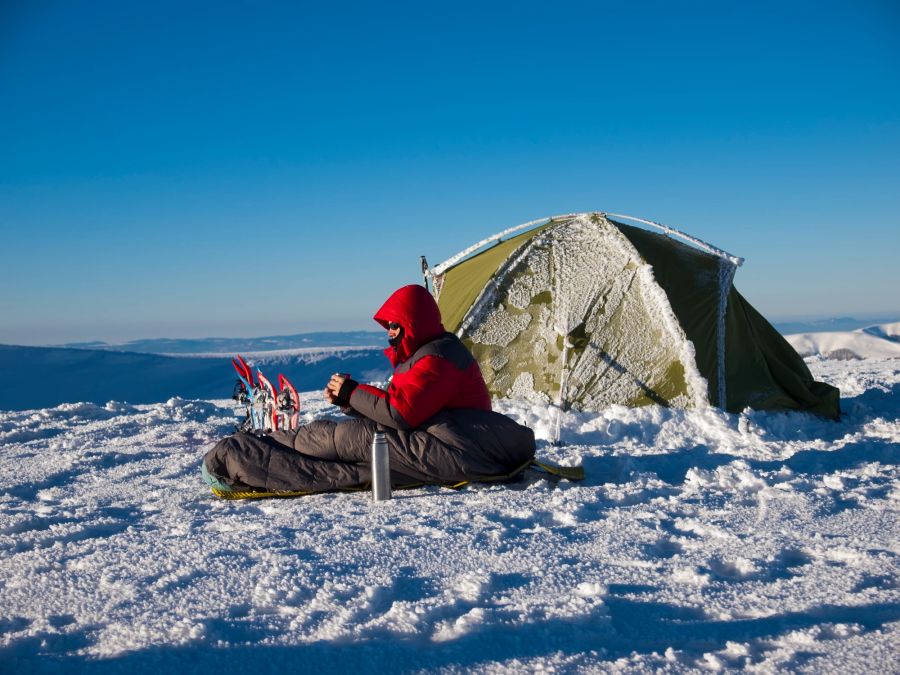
[406,332,474,371]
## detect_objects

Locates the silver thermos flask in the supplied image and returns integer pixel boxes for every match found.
[371,430,392,501]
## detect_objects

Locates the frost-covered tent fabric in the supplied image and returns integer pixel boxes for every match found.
[428,213,839,418]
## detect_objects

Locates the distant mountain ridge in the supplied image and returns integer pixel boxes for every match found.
[55,331,385,355]
[772,316,899,335]
[50,319,900,353]
[784,322,900,360]
[0,343,389,411]
[5,323,899,411]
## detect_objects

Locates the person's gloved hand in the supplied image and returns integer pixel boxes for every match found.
[325,373,358,407]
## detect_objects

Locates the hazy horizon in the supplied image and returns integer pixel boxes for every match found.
[1,311,897,349]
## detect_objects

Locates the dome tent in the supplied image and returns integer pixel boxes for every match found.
[424,212,839,419]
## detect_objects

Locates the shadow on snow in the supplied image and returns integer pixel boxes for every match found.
[4,599,898,674]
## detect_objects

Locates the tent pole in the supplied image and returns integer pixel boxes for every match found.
[553,338,572,445]
[606,212,744,268]
[716,258,738,408]
[420,256,430,293]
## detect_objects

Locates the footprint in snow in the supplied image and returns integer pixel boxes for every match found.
[645,536,684,559]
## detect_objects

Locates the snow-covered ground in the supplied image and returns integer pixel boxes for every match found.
[1,337,898,672]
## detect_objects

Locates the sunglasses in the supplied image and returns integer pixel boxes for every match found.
[387,322,402,331]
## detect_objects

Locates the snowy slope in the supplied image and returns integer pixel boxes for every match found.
[785,322,900,360]
[861,321,900,342]
[1,356,898,672]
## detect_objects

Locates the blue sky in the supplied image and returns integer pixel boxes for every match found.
[1,0,898,345]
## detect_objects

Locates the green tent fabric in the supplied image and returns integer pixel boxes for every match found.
[429,213,839,419]
[438,224,553,334]
[723,289,840,417]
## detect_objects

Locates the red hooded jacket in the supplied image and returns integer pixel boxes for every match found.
[346,285,491,429]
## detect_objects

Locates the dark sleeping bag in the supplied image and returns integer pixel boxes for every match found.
[202,407,536,494]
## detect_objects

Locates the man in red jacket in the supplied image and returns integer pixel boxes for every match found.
[202,285,534,494]
[324,284,492,429]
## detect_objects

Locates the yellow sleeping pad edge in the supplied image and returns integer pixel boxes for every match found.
[530,460,586,481]
[209,459,584,500]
